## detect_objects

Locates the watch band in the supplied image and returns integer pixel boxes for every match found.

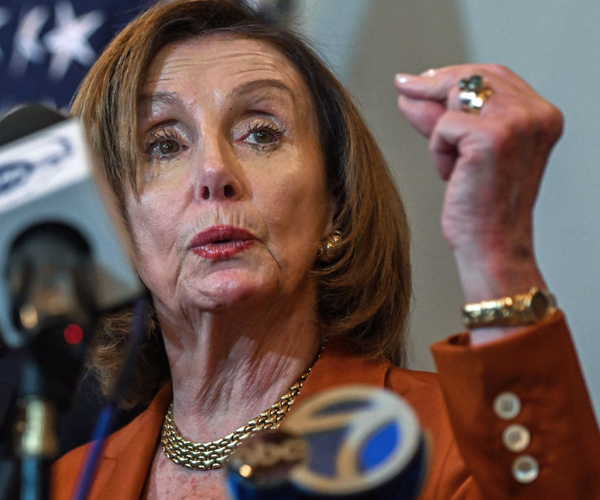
[462,287,557,329]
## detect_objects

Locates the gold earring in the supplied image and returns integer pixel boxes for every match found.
[317,230,342,264]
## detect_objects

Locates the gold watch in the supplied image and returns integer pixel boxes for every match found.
[462,287,557,329]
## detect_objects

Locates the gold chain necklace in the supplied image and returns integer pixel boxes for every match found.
[161,361,316,471]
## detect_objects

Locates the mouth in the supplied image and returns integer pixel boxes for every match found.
[189,225,256,260]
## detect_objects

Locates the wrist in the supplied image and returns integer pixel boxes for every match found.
[452,241,545,303]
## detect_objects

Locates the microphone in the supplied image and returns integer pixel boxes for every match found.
[0,104,144,500]
[226,385,428,500]
[0,104,143,351]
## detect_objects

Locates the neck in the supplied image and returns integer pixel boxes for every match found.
[156,293,322,443]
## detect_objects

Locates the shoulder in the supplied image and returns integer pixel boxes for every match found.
[384,364,442,405]
[306,338,451,437]
[50,383,172,500]
[383,365,452,441]
[306,337,443,407]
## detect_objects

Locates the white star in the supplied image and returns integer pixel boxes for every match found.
[9,6,50,77]
[43,1,105,82]
[0,8,11,61]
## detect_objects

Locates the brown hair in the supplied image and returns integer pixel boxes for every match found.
[73,0,411,409]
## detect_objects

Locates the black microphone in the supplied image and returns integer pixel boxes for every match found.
[226,385,428,499]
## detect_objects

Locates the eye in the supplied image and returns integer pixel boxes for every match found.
[144,127,187,161]
[153,139,181,155]
[246,128,278,145]
[243,121,284,147]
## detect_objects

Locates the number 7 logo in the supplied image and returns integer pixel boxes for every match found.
[283,385,428,499]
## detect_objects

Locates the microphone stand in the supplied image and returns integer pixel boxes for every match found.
[2,224,96,500]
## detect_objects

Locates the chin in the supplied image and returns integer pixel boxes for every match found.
[188,268,279,312]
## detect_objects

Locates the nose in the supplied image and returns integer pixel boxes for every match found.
[193,135,244,202]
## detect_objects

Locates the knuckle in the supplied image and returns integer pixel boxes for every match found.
[504,102,561,144]
[524,101,563,144]
[544,103,564,140]
[486,63,513,79]
[489,63,509,74]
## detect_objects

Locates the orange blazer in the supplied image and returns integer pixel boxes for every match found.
[51,313,600,499]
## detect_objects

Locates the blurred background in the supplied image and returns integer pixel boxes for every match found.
[1,0,598,452]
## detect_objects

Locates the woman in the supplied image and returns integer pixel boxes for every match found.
[51,0,600,498]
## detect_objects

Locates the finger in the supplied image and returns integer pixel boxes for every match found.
[395,65,536,104]
[395,69,447,102]
[397,95,445,138]
[428,111,490,181]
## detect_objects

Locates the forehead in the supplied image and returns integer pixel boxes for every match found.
[141,34,312,107]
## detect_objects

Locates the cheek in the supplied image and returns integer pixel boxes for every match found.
[256,165,330,244]
[126,192,185,277]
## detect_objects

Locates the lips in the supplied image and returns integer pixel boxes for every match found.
[189,225,256,259]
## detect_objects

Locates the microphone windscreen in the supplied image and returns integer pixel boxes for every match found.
[226,385,428,500]
[0,104,67,148]
[0,106,143,349]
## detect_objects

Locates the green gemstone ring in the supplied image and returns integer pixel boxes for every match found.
[458,74,492,113]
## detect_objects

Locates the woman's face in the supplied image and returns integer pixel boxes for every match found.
[126,35,333,320]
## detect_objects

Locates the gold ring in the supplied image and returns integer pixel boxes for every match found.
[458,75,493,113]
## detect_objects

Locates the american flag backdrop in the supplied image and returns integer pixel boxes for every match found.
[0,0,146,114]
[0,0,294,111]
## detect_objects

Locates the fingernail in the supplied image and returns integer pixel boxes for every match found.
[395,73,415,84]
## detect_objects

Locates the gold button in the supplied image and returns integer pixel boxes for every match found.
[502,424,530,452]
[512,455,539,484]
[494,392,521,420]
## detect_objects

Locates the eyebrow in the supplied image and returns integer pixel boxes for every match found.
[138,78,297,114]
[138,91,186,115]
[229,78,297,104]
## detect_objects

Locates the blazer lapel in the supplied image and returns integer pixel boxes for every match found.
[89,384,172,499]
[295,338,389,406]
